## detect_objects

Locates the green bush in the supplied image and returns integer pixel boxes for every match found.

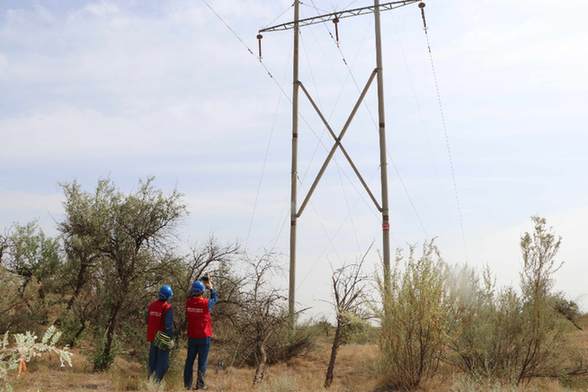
[342,317,377,345]
[447,217,572,384]
[92,329,118,371]
[378,241,450,390]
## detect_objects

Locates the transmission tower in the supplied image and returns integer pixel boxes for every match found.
[258,0,424,327]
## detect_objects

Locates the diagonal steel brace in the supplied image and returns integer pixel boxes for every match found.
[297,69,381,217]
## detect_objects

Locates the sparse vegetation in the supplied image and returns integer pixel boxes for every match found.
[325,246,371,388]
[447,217,577,384]
[378,240,450,390]
[1,178,586,391]
[234,254,290,385]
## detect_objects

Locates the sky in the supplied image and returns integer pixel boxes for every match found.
[1,0,587,317]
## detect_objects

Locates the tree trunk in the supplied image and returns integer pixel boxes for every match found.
[66,319,87,348]
[66,261,88,312]
[253,342,268,385]
[55,261,90,327]
[325,323,343,388]
[94,300,121,371]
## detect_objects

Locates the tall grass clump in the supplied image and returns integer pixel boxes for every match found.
[378,241,450,390]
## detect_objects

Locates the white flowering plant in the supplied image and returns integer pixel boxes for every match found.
[0,326,73,392]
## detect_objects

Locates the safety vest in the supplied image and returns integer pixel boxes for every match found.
[147,300,172,342]
[186,296,212,339]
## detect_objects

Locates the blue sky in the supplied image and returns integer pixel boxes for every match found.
[1,0,587,315]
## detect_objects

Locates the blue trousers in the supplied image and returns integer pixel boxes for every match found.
[183,337,211,389]
[148,343,169,382]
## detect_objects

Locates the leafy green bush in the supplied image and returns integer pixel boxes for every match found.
[92,329,118,372]
[447,217,573,384]
[378,241,450,390]
[553,292,582,330]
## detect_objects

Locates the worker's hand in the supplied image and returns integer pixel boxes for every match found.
[203,274,212,289]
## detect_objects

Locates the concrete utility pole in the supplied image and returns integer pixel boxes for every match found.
[289,0,300,330]
[373,0,392,295]
[259,0,423,327]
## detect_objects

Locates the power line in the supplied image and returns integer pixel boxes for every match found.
[263,2,295,30]
[307,0,430,238]
[244,94,282,251]
[201,0,431,288]
[297,196,372,290]
[199,0,255,57]
[420,6,469,261]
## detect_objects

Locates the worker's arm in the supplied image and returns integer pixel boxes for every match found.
[164,306,174,336]
[208,288,218,312]
[203,276,218,312]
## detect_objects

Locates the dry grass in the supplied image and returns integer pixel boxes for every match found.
[7,320,588,392]
[7,342,380,392]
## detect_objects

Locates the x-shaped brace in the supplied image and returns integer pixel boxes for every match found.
[296,69,382,218]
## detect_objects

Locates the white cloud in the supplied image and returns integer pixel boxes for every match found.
[442,207,588,310]
[0,0,586,317]
[82,1,120,17]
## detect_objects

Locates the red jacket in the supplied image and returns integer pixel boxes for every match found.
[186,296,212,339]
[146,300,172,342]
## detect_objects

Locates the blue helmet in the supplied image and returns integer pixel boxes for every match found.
[159,284,173,300]
[191,280,205,295]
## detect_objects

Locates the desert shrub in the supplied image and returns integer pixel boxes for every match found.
[211,254,314,384]
[553,293,582,330]
[325,255,371,388]
[92,328,118,372]
[0,269,27,333]
[448,217,573,384]
[339,316,375,345]
[378,241,450,390]
[0,326,72,392]
[446,269,532,382]
[265,325,315,365]
[223,312,315,368]
[308,318,333,338]
[60,178,186,371]
[0,224,63,333]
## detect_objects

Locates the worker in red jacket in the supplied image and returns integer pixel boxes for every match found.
[184,277,217,390]
[146,284,174,382]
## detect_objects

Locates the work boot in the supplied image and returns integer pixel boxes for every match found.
[196,371,206,390]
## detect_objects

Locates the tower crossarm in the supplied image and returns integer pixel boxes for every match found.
[259,0,420,33]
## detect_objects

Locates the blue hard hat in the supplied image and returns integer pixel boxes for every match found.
[159,284,173,300]
[191,280,205,295]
